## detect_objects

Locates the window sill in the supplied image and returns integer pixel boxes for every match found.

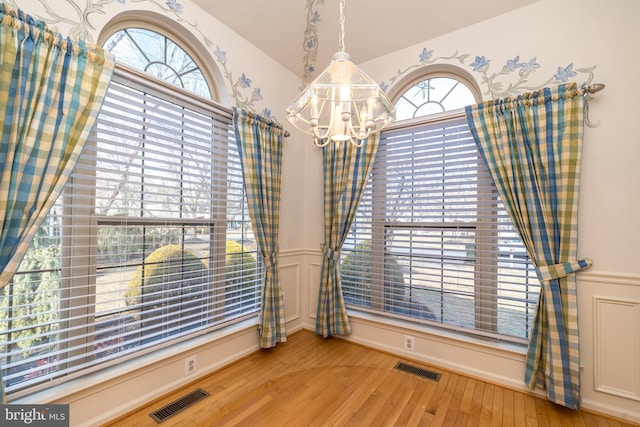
[346,308,528,357]
[10,317,260,405]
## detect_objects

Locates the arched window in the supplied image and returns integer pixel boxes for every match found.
[1,21,259,397]
[393,73,478,120]
[342,69,540,343]
[104,27,213,99]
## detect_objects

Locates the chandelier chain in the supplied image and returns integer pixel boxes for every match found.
[338,0,346,53]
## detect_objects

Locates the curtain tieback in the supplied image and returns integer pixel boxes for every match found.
[321,244,340,262]
[263,251,278,270]
[535,258,592,282]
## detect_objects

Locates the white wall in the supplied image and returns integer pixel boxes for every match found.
[8,1,308,425]
[299,0,640,422]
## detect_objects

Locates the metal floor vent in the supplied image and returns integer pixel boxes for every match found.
[395,362,441,382]
[150,388,210,424]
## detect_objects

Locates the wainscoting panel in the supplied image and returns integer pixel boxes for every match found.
[593,295,640,401]
[279,263,300,322]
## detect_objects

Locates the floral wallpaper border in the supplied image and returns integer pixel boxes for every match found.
[9,0,598,119]
[301,1,597,102]
[302,0,323,88]
[7,0,272,118]
[380,48,597,100]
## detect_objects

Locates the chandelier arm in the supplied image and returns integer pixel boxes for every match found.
[314,137,332,147]
[346,112,365,141]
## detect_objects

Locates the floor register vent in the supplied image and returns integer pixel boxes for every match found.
[395,362,441,382]
[150,388,210,423]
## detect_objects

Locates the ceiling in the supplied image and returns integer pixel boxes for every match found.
[190,0,539,79]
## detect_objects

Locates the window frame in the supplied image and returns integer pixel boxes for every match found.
[385,64,482,110]
[376,112,504,336]
[341,71,539,343]
[61,63,235,362]
[1,58,259,398]
[99,17,220,102]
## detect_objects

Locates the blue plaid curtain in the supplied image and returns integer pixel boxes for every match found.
[316,136,379,337]
[465,83,591,409]
[0,3,114,401]
[233,108,287,348]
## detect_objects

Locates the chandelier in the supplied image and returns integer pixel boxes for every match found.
[286,0,396,147]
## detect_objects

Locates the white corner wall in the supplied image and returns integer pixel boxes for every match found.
[298,0,640,422]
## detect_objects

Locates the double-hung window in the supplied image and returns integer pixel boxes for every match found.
[341,75,540,342]
[0,27,261,397]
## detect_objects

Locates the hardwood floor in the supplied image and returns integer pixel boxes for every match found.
[105,330,637,427]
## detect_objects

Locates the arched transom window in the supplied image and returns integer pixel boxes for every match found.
[104,27,212,99]
[394,76,477,120]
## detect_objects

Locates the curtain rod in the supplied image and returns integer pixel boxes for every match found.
[282,83,606,137]
[583,83,605,94]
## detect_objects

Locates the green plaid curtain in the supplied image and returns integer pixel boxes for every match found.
[316,136,379,337]
[0,3,114,401]
[233,108,287,348]
[465,83,591,409]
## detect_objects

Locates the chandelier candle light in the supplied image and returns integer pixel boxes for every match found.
[286,0,396,147]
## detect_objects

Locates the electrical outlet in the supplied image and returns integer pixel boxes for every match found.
[404,335,415,352]
[184,355,197,376]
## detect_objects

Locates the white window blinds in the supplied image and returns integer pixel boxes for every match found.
[341,112,540,342]
[0,66,262,397]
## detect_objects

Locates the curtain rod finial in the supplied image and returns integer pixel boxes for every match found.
[584,83,605,94]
